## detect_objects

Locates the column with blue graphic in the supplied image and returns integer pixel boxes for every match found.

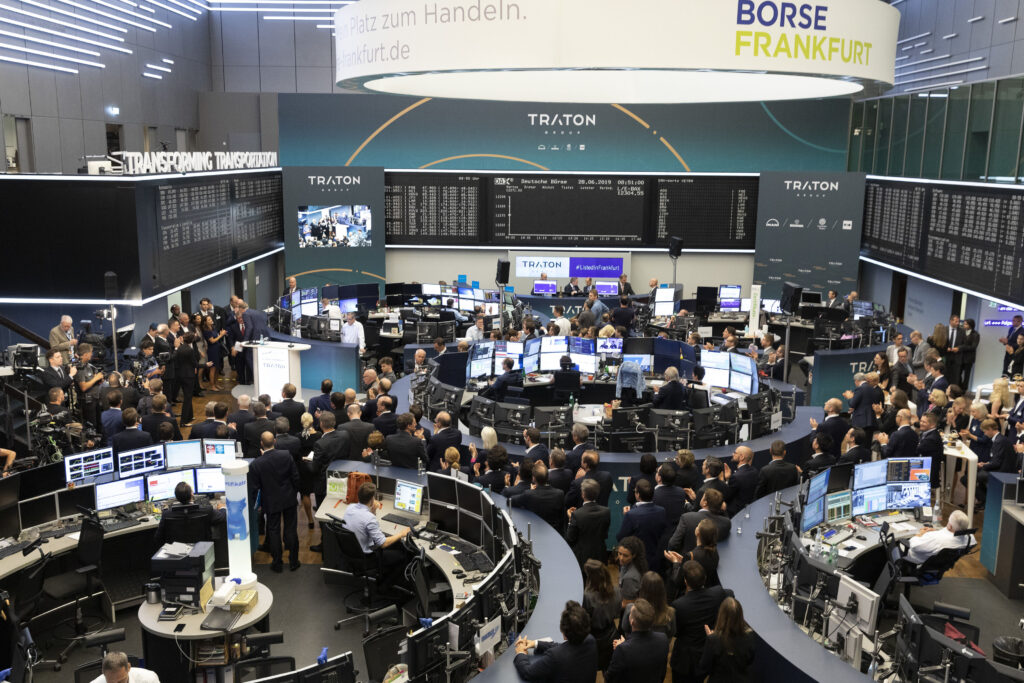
[222,459,257,587]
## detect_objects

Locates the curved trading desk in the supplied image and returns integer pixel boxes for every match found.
[514,293,648,322]
[322,461,582,682]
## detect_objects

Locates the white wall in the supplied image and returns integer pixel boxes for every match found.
[859,262,893,309]
[969,296,1024,388]
[903,277,953,336]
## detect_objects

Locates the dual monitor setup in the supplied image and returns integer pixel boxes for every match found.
[385,283,502,317]
[800,458,932,535]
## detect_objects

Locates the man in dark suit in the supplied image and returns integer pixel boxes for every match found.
[191,402,237,441]
[225,310,255,385]
[227,395,254,433]
[891,348,916,396]
[111,408,153,455]
[803,434,836,477]
[522,428,550,467]
[565,450,613,508]
[567,424,589,472]
[140,394,182,442]
[653,464,688,528]
[473,446,510,494]
[617,479,667,571]
[875,409,920,460]
[916,411,943,490]
[808,398,848,459]
[513,600,597,683]
[913,361,949,415]
[754,440,800,498]
[251,432,301,572]
[999,314,1024,376]
[502,460,534,498]
[671,561,733,683]
[510,464,566,533]
[668,489,730,556]
[604,599,669,683]
[944,315,963,388]
[478,357,522,401]
[153,481,226,547]
[372,396,398,436]
[272,417,301,459]
[684,457,729,511]
[724,446,759,516]
[307,379,333,421]
[339,403,375,458]
[101,390,124,447]
[547,448,573,492]
[242,402,275,459]
[272,384,305,434]
[966,418,1014,503]
[845,373,881,438]
[40,348,76,395]
[652,366,686,410]
[187,402,218,439]
[1008,381,1024,433]
[838,427,873,465]
[959,318,979,388]
[385,413,428,470]
[565,478,609,570]
[426,411,461,471]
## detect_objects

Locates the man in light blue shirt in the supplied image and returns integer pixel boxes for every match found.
[341,312,365,352]
[342,481,412,585]
[588,290,609,322]
[444,298,469,324]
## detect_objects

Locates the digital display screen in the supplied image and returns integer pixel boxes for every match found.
[338,298,359,314]
[851,300,873,320]
[719,285,741,299]
[394,480,424,515]
[728,371,756,394]
[540,336,567,353]
[653,302,676,317]
[596,338,623,355]
[570,353,598,374]
[852,485,888,516]
[165,440,203,469]
[887,458,931,484]
[807,469,829,503]
[854,459,888,490]
[64,447,115,484]
[887,482,930,510]
[146,469,196,502]
[702,367,729,388]
[297,204,372,247]
[655,287,676,302]
[95,476,146,511]
[801,496,824,533]
[719,298,741,311]
[622,354,652,372]
[701,351,730,370]
[116,445,165,478]
[203,439,237,466]
[539,353,564,372]
[522,353,538,374]
[595,281,619,296]
[568,337,595,355]
[195,467,225,494]
[825,490,852,524]
[533,281,557,295]
[468,359,493,378]
[19,495,58,530]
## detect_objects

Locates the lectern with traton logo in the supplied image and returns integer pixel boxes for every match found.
[244,340,310,398]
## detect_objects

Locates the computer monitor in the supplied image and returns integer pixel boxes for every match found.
[429,502,458,533]
[19,494,58,530]
[338,298,359,314]
[622,354,652,372]
[828,463,854,492]
[459,510,483,546]
[886,482,930,510]
[95,476,146,511]
[655,287,676,302]
[195,467,226,494]
[540,336,567,354]
[58,485,95,517]
[0,476,19,509]
[854,459,888,490]
[719,298,740,312]
[203,439,237,466]
[146,469,196,502]
[299,288,319,317]
[825,490,852,524]
[19,462,64,499]
[453,482,481,518]
[532,280,557,295]
[539,353,563,372]
[728,369,756,395]
[887,458,932,484]
[807,469,829,503]
[468,357,493,379]
[279,295,291,311]
[290,291,301,310]
[851,300,873,320]
[852,484,888,516]
[394,480,424,515]
[296,653,356,683]
[653,301,676,317]
[719,284,741,299]
[702,366,729,389]
[800,291,822,305]
[595,281,619,296]
[801,496,824,533]
[571,354,598,374]
[740,298,751,312]
[834,571,881,636]
[64,447,115,484]
[116,445,165,478]
[0,507,19,540]
[762,298,782,313]
[596,338,623,356]
[164,440,203,469]
[427,473,458,507]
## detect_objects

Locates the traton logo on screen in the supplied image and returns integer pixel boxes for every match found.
[527,113,597,127]
[307,175,362,186]
[784,180,839,192]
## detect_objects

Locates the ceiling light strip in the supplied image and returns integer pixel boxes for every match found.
[138,4,154,10]
[142,70,161,78]
[0,14,132,51]
[81,0,173,27]
[900,80,965,92]
[51,0,159,31]
[145,62,170,71]
[942,33,957,39]
[967,16,984,23]
[999,16,1017,24]
[179,0,209,10]
[0,52,76,72]
[895,53,952,69]
[920,49,933,54]
[895,65,987,86]
[162,0,202,14]
[262,14,331,19]
[161,57,173,63]
[146,0,196,18]
[896,32,930,44]
[0,27,100,55]
[17,0,129,33]
[896,56,984,78]
[0,40,105,66]
[0,2,127,39]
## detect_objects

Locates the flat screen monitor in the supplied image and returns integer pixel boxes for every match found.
[539,353,564,372]
[740,298,751,312]
[523,336,541,359]
[801,291,822,305]
[19,462,64,499]
[719,298,741,312]
[568,337,595,355]
[522,352,539,374]
[58,485,95,517]
[887,458,932,484]
[622,354,652,372]
[653,301,676,317]
[95,476,146,511]
[854,459,888,490]
[571,354,598,374]
[0,507,18,540]
[762,298,781,313]
[540,336,567,354]
[429,503,458,533]
[655,287,676,302]
[852,484,888,516]
[851,300,873,320]
[394,480,424,515]
[886,482,930,510]
[533,281,557,295]
[164,440,203,469]
[702,367,729,389]
[422,283,441,297]
[116,445,165,478]
[338,298,359,314]
[728,370,756,395]
[825,490,852,524]
[701,351,730,370]
[623,337,654,355]
[195,467,225,494]
[459,510,483,546]
[64,447,115,484]
[596,338,623,356]
[719,284,741,299]
[279,295,291,311]
[203,439,237,466]
[457,483,482,516]
[807,469,829,503]
[299,288,319,317]
[290,291,301,310]
[468,358,492,378]
[801,496,824,533]
[146,469,196,502]
[427,473,458,507]
[595,281,619,296]
[19,495,58,530]
[0,476,19,509]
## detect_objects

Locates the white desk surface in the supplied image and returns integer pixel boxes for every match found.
[138,581,273,640]
[942,439,978,526]
[801,514,925,567]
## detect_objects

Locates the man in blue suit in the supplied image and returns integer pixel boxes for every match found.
[479,357,521,401]
[913,361,949,415]
[808,398,847,459]
[968,418,1020,503]
[999,314,1024,376]
[1006,379,1024,432]
[604,599,669,683]
[724,446,759,516]
[875,409,919,460]
[617,479,667,572]
[652,366,686,410]
[514,601,597,683]
[308,379,334,423]
[101,390,125,447]
[916,411,943,491]
[844,373,880,438]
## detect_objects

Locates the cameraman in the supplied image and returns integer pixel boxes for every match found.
[138,339,164,380]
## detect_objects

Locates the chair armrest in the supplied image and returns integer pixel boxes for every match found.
[75,564,98,575]
[897,576,919,585]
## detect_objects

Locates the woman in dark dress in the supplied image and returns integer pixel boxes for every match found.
[619,571,676,639]
[665,517,720,592]
[674,449,704,492]
[582,559,620,671]
[175,332,208,426]
[699,597,755,683]
[202,315,226,390]
[298,412,320,529]
[873,353,891,391]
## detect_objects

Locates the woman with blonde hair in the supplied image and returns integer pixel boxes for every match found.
[990,377,1012,424]
[296,412,319,529]
[960,402,993,463]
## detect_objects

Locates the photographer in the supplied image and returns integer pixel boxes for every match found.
[75,342,105,426]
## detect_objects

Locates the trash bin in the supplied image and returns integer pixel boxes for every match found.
[993,636,1024,668]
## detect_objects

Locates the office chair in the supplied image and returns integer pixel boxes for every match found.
[235,656,297,682]
[416,322,436,344]
[552,369,581,404]
[896,528,978,599]
[437,310,456,322]
[362,624,408,683]
[161,507,212,544]
[361,322,381,370]
[320,520,391,617]
[42,516,105,666]
[71,628,135,683]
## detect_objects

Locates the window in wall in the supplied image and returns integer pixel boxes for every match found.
[144,126,159,153]
[904,94,928,177]
[859,100,879,173]
[175,128,187,151]
[940,86,971,180]
[3,115,17,172]
[989,79,1024,183]
[106,124,123,155]
[873,98,894,174]
[888,96,910,176]
[962,81,995,182]
[848,101,865,172]
[922,90,948,178]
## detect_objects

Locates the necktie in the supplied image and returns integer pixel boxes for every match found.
[58,367,63,378]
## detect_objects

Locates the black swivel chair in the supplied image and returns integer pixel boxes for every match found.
[42,516,106,666]
[362,624,408,683]
[896,528,978,599]
[552,370,581,404]
[161,507,213,544]
[71,628,137,683]
[235,656,297,681]
[320,517,390,618]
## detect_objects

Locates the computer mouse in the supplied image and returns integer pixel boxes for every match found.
[429,542,437,550]
[855,535,867,541]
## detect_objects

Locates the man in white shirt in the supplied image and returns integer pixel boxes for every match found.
[321,297,342,320]
[90,651,160,683]
[904,510,971,565]
[341,312,365,352]
[466,316,486,342]
[552,306,571,336]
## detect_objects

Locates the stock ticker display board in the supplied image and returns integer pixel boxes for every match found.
[861,178,1024,303]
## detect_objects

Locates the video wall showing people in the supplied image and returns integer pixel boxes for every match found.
[297,205,372,247]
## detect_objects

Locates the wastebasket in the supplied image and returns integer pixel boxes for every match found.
[993,636,1024,668]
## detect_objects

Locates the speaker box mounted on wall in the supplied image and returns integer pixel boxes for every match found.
[668,237,684,258]
[496,258,510,285]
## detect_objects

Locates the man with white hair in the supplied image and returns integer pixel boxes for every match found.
[903,510,972,565]
[652,366,685,410]
[48,315,78,364]
[89,651,159,683]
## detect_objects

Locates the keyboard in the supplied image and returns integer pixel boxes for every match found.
[459,551,494,573]
[38,523,81,540]
[381,513,420,528]
[0,541,30,560]
[823,529,853,546]
[101,518,141,532]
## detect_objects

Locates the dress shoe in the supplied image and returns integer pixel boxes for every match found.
[289,561,301,571]
[257,544,269,552]
[270,563,283,573]
[309,544,323,553]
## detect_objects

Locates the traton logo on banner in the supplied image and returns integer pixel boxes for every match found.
[307,174,362,186]
[783,179,840,192]
[516,257,569,278]
[527,113,597,127]
[570,257,623,277]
